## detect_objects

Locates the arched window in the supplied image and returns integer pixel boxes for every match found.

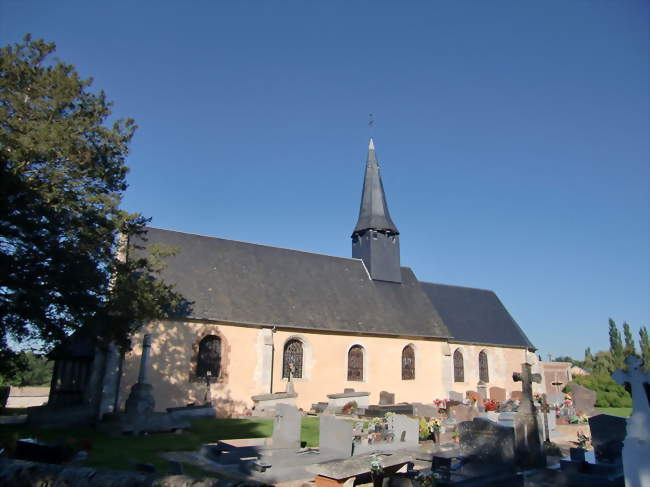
[282,339,303,379]
[453,349,464,382]
[401,345,415,380]
[196,335,221,378]
[347,345,364,381]
[479,350,489,383]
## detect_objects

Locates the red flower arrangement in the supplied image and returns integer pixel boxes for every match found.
[483,399,499,412]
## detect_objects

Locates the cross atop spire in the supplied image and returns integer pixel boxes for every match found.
[352,138,399,237]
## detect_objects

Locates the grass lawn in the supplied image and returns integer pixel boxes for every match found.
[0,416,321,477]
[595,407,632,417]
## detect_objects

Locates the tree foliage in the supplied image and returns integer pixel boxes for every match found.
[608,318,625,369]
[640,326,650,371]
[0,35,187,367]
[0,351,53,387]
[569,374,632,408]
[622,322,636,357]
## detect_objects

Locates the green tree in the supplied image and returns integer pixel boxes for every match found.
[608,319,624,369]
[591,350,615,375]
[0,35,187,368]
[640,326,650,370]
[583,347,594,372]
[622,322,636,357]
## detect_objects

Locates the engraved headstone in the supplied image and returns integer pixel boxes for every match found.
[567,382,597,416]
[319,414,353,458]
[588,414,626,464]
[489,386,506,402]
[448,391,464,403]
[271,403,301,449]
[386,414,418,445]
[379,391,395,405]
[459,418,516,466]
[612,355,650,487]
[546,392,565,407]
[448,404,479,423]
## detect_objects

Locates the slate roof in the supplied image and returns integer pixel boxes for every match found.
[139,227,448,338]
[352,139,399,235]
[419,282,534,349]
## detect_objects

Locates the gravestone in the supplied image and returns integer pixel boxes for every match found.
[546,392,565,407]
[271,404,301,449]
[379,391,395,405]
[386,414,419,444]
[489,387,506,402]
[459,418,516,466]
[613,355,650,487]
[567,382,597,416]
[448,391,463,402]
[512,362,545,468]
[448,404,478,423]
[510,391,523,401]
[497,399,519,412]
[319,414,353,458]
[588,414,626,464]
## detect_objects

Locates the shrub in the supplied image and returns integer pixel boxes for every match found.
[566,375,631,408]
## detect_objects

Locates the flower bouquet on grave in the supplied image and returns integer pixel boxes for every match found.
[451,428,460,444]
[483,399,499,412]
[433,398,448,414]
[416,470,440,487]
[369,453,384,487]
[428,418,443,443]
[575,430,591,450]
[341,400,358,414]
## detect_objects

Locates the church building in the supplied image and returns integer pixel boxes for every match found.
[48,139,537,417]
[111,139,537,415]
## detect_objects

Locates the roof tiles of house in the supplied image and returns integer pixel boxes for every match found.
[419,282,534,349]
[139,227,449,338]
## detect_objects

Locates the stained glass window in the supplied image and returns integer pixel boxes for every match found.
[453,349,464,382]
[282,339,303,379]
[197,335,221,378]
[347,345,364,381]
[479,350,489,383]
[402,345,415,380]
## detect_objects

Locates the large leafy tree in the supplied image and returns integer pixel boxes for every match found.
[0,36,186,373]
[622,322,636,357]
[640,326,650,370]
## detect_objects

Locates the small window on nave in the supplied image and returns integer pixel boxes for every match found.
[479,350,489,383]
[453,349,464,382]
[282,339,303,379]
[196,335,221,378]
[347,345,364,381]
[402,345,415,380]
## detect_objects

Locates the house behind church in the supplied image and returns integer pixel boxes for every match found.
[49,139,538,416]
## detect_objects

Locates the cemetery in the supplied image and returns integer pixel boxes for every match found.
[1,341,648,487]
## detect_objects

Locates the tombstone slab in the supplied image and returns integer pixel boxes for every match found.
[567,382,597,416]
[379,391,395,405]
[271,404,301,449]
[588,414,626,464]
[448,391,464,402]
[319,414,353,458]
[546,392,565,407]
[489,387,506,402]
[448,404,478,423]
[459,417,516,467]
[510,391,523,401]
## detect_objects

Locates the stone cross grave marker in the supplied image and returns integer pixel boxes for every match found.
[538,394,551,443]
[512,362,545,468]
[612,355,650,487]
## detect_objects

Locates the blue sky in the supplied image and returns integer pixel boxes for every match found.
[2,1,648,360]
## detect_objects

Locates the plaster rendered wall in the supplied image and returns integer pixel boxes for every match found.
[119,321,262,415]
[119,321,535,415]
[447,343,537,398]
[270,329,450,409]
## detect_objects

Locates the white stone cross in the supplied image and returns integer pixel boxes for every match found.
[612,355,650,487]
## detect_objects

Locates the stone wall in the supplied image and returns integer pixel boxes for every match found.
[2,387,49,408]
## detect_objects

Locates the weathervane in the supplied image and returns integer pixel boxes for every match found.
[368,113,374,137]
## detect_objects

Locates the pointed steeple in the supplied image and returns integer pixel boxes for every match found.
[352,138,399,237]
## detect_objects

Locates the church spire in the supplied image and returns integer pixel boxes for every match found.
[351,138,402,283]
[352,138,399,237]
